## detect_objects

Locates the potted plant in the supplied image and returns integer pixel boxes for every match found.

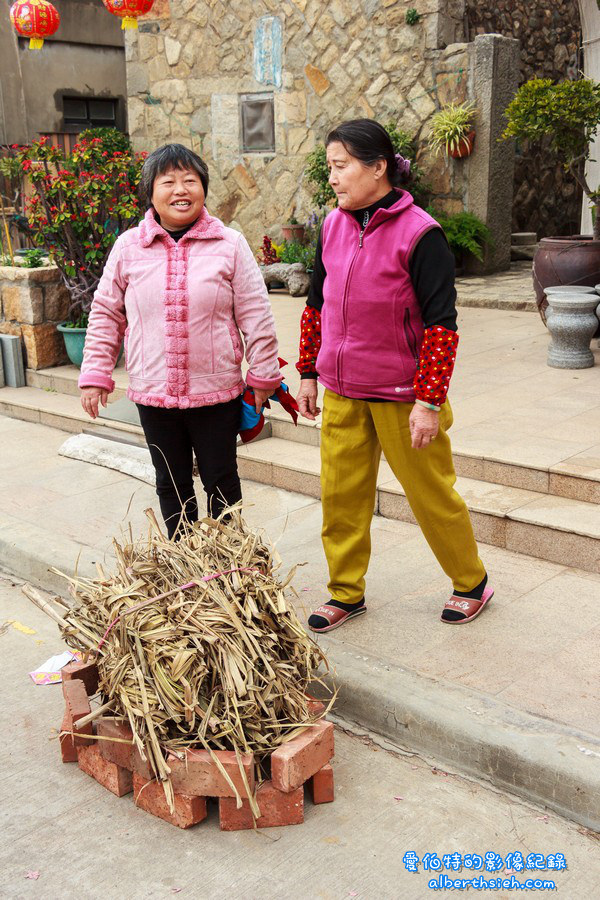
[282,215,305,244]
[428,102,477,159]
[503,77,600,324]
[428,207,492,273]
[15,130,144,365]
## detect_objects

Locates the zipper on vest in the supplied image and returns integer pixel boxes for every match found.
[404,308,419,364]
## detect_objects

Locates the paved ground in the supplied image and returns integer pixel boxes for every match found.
[1,413,600,749]
[1,574,598,900]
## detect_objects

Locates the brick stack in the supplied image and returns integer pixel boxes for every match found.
[59,661,335,830]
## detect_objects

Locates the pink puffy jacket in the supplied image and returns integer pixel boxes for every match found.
[79,207,281,408]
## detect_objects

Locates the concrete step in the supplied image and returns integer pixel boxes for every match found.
[6,379,600,507]
[27,364,128,401]
[0,385,143,440]
[2,385,600,571]
[267,409,600,505]
[237,436,600,574]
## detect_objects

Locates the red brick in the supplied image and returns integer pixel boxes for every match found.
[132,747,154,781]
[133,773,207,829]
[307,697,326,717]
[61,660,99,696]
[62,678,94,747]
[271,721,334,793]
[310,764,334,804]
[59,712,78,763]
[167,749,255,799]
[97,717,134,769]
[219,780,304,831]
[77,744,133,797]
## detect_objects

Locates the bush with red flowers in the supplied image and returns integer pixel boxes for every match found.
[15,133,146,325]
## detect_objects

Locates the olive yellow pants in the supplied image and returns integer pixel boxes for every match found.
[320,389,486,604]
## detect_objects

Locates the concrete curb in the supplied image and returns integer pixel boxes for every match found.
[4,526,599,831]
[316,638,600,832]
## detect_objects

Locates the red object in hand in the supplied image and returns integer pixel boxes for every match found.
[101,0,154,30]
[10,0,60,49]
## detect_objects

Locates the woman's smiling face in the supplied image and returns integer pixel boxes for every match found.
[151,166,205,230]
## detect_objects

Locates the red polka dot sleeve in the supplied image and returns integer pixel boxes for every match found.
[296,305,321,376]
[413,325,459,407]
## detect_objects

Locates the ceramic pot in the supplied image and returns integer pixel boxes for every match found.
[546,293,598,369]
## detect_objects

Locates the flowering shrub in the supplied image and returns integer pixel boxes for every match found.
[257,235,281,265]
[14,134,145,324]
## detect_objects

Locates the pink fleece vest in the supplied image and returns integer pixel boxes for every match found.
[317,191,439,402]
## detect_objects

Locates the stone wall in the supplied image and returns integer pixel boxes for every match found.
[125,0,473,250]
[0,267,69,369]
[465,1,583,237]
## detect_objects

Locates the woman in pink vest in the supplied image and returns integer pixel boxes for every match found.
[79,144,281,538]
[296,119,493,629]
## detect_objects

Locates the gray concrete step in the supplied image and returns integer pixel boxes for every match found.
[237,436,600,574]
[3,385,600,572]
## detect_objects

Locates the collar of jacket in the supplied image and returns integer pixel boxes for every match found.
[338,188,414,233]
[138,206,225,247]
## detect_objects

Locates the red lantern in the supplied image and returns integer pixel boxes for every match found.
[10,0,60,50]
[102,0,154,30]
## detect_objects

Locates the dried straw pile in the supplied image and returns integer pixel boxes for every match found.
[35,508,333,810]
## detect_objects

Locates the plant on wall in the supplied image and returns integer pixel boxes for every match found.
[428,102,477,157]
[15,134,145,325]
[405,8,421,25]
[304,122,432,210]
[503,77,600,239]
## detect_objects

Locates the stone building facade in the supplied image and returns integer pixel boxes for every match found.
[125,0,518,261]
[465,0,582,237]
[0,0,127,144]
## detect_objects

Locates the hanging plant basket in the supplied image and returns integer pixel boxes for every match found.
[448,131,476,159]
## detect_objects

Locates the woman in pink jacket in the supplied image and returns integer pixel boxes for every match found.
[79,143,281,538]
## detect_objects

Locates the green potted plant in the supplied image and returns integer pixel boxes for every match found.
[428,102,477,159]
[503,77,600,324]
[282,215,305,244]
[15,129,144,366]
[428,207,492,273]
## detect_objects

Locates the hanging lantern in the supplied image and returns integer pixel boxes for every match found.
[10,0,60,49]
[102,0,155,30]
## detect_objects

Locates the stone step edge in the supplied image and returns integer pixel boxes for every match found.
[2,518,597,832]
[236,450,600,547]
[9,382,600,502]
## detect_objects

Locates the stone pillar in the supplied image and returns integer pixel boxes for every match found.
[464,34,520,274]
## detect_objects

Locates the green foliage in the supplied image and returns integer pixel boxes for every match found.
[428,207,492,262]
[428,102,477,156]
[78,127,132,156]
[503,78,600,170]
[405,8,421,25]
[279,240,308,266]
[20,248,46,268]
[16,134,145,322]
[304,122,432,209]
[61,313,89,328]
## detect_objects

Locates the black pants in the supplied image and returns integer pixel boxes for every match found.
[137,398,242,539]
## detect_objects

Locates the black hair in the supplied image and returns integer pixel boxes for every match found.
[139,143,209,207]
[325,118,408,186]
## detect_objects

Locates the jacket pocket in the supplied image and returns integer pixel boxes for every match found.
[227,321,244,365]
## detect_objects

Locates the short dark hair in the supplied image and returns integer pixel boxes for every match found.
[139,143,210,207]
[326,118,407,186]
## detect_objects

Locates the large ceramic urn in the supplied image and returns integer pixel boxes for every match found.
[532,236,600,326]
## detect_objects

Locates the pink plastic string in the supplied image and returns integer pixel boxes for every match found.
[96,567,259,651]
